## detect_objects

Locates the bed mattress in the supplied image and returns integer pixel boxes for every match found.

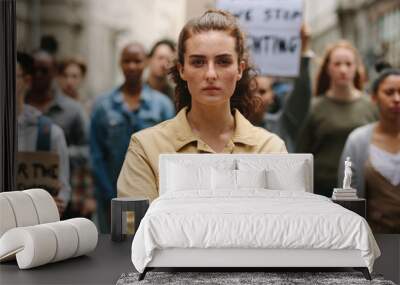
[131,190,380,273]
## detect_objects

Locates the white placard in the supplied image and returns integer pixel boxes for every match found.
[217,0,303,77]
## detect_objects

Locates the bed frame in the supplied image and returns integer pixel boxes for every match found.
[138,154,371,280]
[140,248,371,280]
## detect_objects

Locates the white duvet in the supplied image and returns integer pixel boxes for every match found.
[131,190,380,273]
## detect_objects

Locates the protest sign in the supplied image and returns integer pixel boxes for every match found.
[217,0,303,77]
[16,151,60,196]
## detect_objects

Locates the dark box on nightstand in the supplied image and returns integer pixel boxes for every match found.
[111,197,149,242]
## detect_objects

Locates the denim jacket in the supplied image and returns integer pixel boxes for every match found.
[90,84,174,200]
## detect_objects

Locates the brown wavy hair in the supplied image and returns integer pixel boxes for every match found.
[170,9,258,118]
[315,40,365,96]
[58,56,87,77]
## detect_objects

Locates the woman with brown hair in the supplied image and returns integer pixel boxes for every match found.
[57,56,96,220]
[297,40,377,197]
[117,9,286,201]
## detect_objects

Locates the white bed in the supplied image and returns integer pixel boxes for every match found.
[131,154,380,280]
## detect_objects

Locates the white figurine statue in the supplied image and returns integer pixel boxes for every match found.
[342,157,352,189]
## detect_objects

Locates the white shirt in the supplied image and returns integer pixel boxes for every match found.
[18,104,71,203]
[370,144,400,186]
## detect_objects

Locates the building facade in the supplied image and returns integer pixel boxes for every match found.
[304,0,400,82]
[337,0,400,74]
[16,0,187,99]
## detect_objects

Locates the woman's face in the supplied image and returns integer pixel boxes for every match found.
[59,63,84,93]
[149,44,174,79]
[254,76,274,109]
[327,47,357,88]
[120,45,147,83]
[179,30,244,108]
[374,74,400,121]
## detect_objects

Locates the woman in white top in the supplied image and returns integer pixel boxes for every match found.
[339,63,400,233]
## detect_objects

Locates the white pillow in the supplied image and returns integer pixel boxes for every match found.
[266,168,306,191]
[166,157,236,170]
[237,159,308,191]
[211,169,268,190]
[167,162,212,191]
[212,168,237,190]
[237,169,267,189]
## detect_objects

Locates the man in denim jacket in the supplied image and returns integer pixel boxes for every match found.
[90,43,174,233]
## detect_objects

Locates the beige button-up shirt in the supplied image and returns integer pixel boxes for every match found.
[117,107,287,201]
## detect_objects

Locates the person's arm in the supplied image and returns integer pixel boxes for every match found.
[89,105,114,200]
[295,112,315,154]
[280,25,313,143]
[280,56,311,141]
[117,136,159,201]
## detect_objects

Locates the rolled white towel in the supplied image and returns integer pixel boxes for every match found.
[0,189,59,239]
[0,218,98,269]
[42,221,79,263]
[0,191,39,227]
[65,218,98,257]
[23,189,59,224]
[0,226,57,268]
[0,195,17,237]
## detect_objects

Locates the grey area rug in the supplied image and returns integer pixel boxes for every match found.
[116,271,396,285]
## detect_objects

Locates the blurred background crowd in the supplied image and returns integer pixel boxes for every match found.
[15,0,400,234]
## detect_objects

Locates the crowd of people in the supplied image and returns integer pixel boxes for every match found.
[16,9,400,234]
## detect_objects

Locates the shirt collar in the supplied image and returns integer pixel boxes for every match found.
[171,107,257,151]
[112,84,152,110]
[231,109,258,146]
[171,107,198,150]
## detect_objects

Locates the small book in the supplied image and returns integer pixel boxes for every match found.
[333,193,357,197]
[333,188,357,193]
[334,189,356,193]
[332,196,359,200]
[332,194,358,199]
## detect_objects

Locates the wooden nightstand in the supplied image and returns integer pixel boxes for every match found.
[331,198,366,218]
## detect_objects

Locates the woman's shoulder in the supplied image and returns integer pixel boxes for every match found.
[251,126,287,152]
[252,125,283,141]
[132,117,176,144]
[234,109,286,152]
[347,123,375,142]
